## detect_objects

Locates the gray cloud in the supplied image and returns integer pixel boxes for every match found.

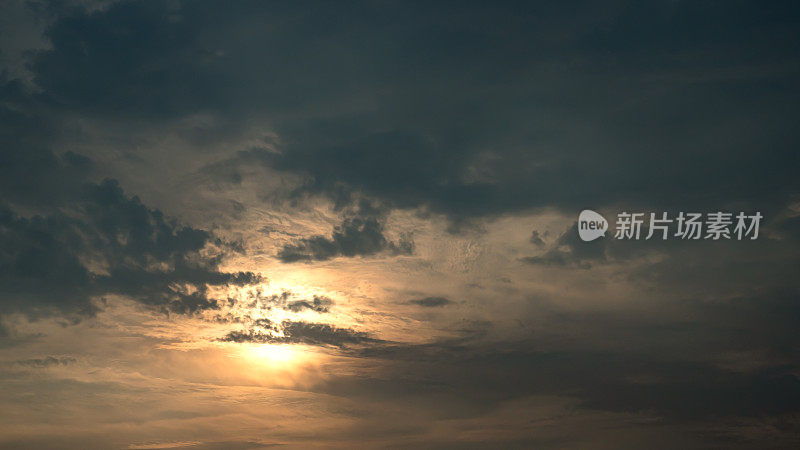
[329,312,800,434]
[219,320,378,348]
[409,297,451,307]
[286,295,334,313]
[0,78,263,318]
[521,222,609,269]
[0,179,264,317]
[220,290,336,315]
[19,0,800,226]
[277,212,413,263]
[12,356,76,368]
[529,230,546,248]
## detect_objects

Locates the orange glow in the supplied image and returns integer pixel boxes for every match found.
[243,343,305,365]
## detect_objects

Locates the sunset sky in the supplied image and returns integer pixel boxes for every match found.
[1,1,800,448]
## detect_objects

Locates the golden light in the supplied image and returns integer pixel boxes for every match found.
[244,343,301,365]
[212,342,325,389]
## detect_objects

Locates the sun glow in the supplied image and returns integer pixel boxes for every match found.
[246,343,298,363]
[240,343,314,368]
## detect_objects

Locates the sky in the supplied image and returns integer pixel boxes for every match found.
[1,0,800,448]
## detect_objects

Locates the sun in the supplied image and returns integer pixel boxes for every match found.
[243,343,305,365]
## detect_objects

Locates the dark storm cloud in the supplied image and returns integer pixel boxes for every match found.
[0,178,264,317]
[261,2,800,223]
[219,320,378,348]
[409,296,451,307]
[277,200,414,263]
[0,80,91,207]
[21,0,800,224]
[277,210,413,262]
[0,80,262,319]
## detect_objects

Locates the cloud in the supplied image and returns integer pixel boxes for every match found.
[217,290,335,316]
[332,328,800,426]
[409,297,451,307]
[219,320,378,348]
[0,80,263,319]
[521,219,707,269]
[529,230,546,248]
[521,222,608,269]
[19,0,800,227]
[3,2,800,446]
[0,180,264,318]
[13,356,76,368]
[286,295,334,313]
[277,213,413,263]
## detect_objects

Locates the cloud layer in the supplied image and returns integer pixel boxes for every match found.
[1,0,800,448]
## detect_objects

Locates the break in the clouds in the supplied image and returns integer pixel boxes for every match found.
[2,0,800,448]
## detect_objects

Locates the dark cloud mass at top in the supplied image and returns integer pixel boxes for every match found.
[19,0,800,221]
